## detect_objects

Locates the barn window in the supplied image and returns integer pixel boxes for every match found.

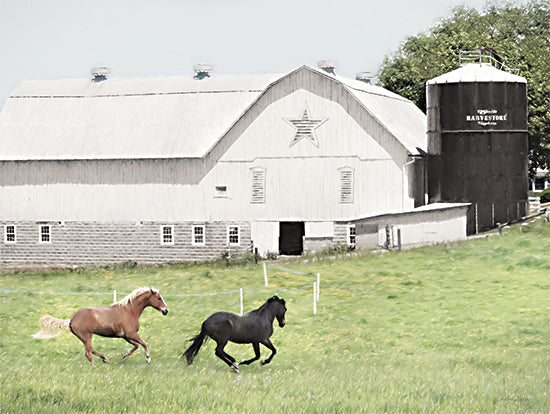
[250,167,266,203]
[215,185,227,197]
[347,225,356,248]
[39,225,51,244]
[339,167,354,203]
[192,225,205,246]
[227,226,240,246]
[4,225,16,244]
[161,225,174,245]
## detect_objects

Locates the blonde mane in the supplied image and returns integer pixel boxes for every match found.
[117,287,158,308]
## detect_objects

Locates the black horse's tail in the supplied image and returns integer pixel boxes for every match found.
[182,326,208,365]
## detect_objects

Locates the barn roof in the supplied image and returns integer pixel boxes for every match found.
[335,72,427,155]
[0,65,426,161]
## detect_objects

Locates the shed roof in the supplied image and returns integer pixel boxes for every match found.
[0,65,427,161]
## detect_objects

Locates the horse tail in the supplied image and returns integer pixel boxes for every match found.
[32,315,70,339]
[181,326,208,365]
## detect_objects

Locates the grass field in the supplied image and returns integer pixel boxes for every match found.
[1,218,549,413]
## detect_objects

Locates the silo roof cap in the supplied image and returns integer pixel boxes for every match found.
[427,63,526,84]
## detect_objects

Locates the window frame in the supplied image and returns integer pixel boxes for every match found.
[4,225,16,244]
[227,225,240,246]
[215,185,228,198]
[347,225,356,248]
[192,225,206,246]
[160,225,174,246]
[39,224,51,244]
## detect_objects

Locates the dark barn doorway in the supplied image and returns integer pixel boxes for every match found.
[279,222,305,255]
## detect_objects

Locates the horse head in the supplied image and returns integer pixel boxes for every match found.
[270,296,286,328]
[148,288,169,315]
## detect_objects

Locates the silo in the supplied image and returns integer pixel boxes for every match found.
[426,50,528,234]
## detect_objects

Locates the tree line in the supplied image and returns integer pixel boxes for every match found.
[378,0,550,177]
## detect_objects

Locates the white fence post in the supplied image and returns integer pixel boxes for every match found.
[263,262,268,287]
[316,273,320,301]
[240,288,244,314]
[313,282,317,315]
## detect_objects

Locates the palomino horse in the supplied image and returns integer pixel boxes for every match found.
[182,295,286,372]
[33,287,169,365]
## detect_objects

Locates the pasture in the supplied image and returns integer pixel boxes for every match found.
[1,219,549,413]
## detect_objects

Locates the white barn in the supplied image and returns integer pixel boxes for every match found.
[0,63,467,267]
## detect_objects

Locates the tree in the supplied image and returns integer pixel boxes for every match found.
[377,0,550,176]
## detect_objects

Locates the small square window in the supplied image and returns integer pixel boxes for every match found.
[192,225,206,246]
[39,225,51,244]
[227,226,240,246]
[161,225,174,245]
[215,185,228,197]
[4,225,16,244]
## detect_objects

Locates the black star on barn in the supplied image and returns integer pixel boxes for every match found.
[285,103,328,147]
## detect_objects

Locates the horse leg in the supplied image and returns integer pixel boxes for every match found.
[122,338,139,359]
[124,333,151,364]
[214,341,239,372]
[71,329,107,365]
[92,349,108,363]
[259,338,277,366]
[239,342,261,365]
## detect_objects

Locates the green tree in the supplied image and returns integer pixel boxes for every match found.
[378,0,550,175]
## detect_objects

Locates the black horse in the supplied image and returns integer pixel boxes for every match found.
[182,296,286,372]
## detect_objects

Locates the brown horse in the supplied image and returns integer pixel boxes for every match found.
[33,287,169,365]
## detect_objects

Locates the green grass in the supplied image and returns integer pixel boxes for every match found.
[1,219,549,413]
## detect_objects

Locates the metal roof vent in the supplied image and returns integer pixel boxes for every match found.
[356,71,373,84]
[318,60,337,75]
[193,63,213,80]
[90,66,110,82]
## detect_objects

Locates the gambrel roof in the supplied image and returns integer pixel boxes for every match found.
[0,65,426,161]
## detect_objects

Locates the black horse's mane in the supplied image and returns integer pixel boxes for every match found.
[252,295,285,313]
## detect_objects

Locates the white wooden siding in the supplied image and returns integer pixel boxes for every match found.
[0,87,416,222]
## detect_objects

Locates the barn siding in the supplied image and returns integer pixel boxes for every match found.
[0,65,430,267]
[0,221,251,267]
[0,158,205,186]
[353,204,468,249]
[0,88,412,223]
[302,222,352,253]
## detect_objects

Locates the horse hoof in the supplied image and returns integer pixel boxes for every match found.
[231,363,239,373]
[260,360,266,366]
[102,358,108,363]
[146,358,152,364]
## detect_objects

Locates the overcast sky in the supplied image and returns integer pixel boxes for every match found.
[1,0,499,108]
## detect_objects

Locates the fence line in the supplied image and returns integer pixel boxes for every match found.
[2,263,321,314]
[266,263,318,276]
[1,284,312,299]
